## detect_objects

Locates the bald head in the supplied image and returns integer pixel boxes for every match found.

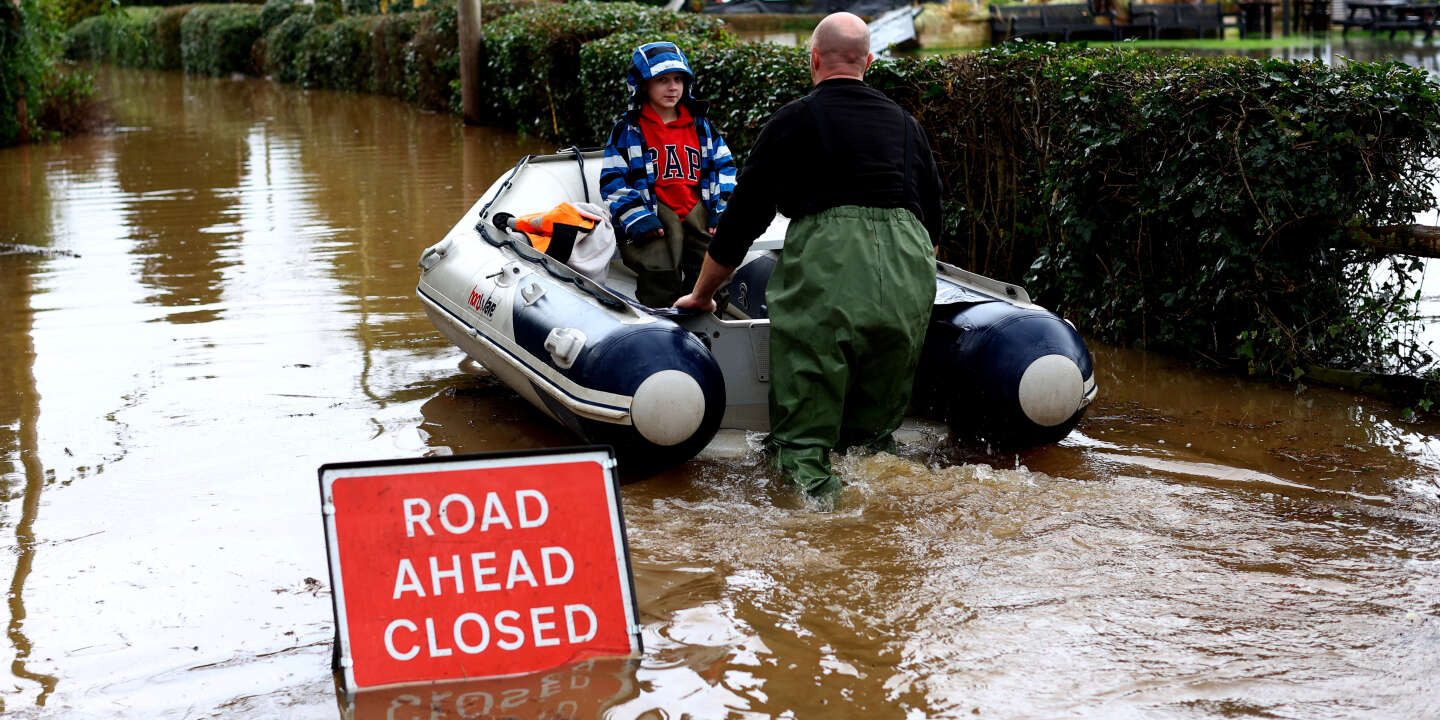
[809,12,871,83]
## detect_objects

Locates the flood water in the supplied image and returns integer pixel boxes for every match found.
[2,63,1439,719]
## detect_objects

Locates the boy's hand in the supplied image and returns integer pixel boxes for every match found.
[707,226,717,237]
[639,228,665,241]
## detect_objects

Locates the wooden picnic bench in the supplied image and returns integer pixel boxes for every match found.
[1337,0,1439,38]
[1128,1,1228,38]
[989,2,1121,43]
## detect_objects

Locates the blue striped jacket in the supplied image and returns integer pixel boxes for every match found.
[601,107,736,239]
[600,42,736,240]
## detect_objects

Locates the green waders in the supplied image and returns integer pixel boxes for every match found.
[765,205,936,497]
[620,203,713,308]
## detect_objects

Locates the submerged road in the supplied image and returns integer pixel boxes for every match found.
[0,65,1438,719]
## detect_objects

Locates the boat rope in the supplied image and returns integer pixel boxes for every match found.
[567,146,590,204]
[476,154,531,222]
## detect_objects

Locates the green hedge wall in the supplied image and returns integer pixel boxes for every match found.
[402,0,457,112]
[148,5,190,69]
[256,0,298,33]
[180,4,262,75]
[250,0,454,111]
[66,5,192,70]
[66,7,159,67]
[884,45,1440,378]
[256,4,315,83]
[294,13,372,89]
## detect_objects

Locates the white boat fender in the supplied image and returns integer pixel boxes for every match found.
[485,221,727,465]
[912,291,1096,448]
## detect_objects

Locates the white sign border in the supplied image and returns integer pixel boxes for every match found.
[318,445,639,694]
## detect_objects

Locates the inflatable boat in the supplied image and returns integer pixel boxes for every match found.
[416,149,1096,467]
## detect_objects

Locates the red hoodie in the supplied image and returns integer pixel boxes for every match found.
[638,103,701,218]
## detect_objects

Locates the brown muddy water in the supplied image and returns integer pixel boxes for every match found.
[2,65,1439,720]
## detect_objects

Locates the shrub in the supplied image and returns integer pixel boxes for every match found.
[4,0,101,146]
[257,0,297,34]
[66,5,190,70]
[65,7,158,67]
[35,65,105,135]
[482,0,547,22]
[369,11,418,97]
[41,0,110,29]
[257,6,314,81]
[402,0,457,111]
[295,14,372,90]
[145,5,192,70]
[894,44,1440,378]
[180,4,262,76]
[65,11,111,61]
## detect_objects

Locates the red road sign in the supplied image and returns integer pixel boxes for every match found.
[319,447,640,692]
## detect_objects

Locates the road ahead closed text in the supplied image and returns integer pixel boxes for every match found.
[325,457,637,688]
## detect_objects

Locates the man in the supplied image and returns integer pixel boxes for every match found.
[674,12,943,499]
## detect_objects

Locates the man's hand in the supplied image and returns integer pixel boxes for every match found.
[674,254,735,314]
[707,226,717,236]
[673,292,717,313]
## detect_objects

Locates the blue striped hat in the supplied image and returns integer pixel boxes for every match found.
[625,42,694,107]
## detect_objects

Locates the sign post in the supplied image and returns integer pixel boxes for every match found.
[319,446,640,693]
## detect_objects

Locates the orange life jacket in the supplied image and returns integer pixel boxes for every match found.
[514,202,600,260]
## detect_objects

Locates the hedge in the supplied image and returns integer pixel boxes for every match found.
[295,13,373,89]
[148,4,190,69]
[891,45,1440,379]
[180,4,263,75]
[66,7,159,67]
[255,5,315,83]
[401,0,457,111]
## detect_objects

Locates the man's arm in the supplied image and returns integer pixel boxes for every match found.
[912,118,944,248]
[677,101,804,310]
[704,101,804,267]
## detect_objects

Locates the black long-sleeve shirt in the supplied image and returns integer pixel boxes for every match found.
[707,78,944,268]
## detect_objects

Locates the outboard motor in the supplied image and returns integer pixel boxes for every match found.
[912,299,1095,448]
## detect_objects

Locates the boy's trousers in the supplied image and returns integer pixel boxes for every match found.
[620,203,710,308]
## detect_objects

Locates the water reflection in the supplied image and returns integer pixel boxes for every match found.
[1193,33,1440,71]
[0,230,60,710]
[344,656,639,720]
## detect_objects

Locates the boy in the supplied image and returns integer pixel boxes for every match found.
[601,41,736,308]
